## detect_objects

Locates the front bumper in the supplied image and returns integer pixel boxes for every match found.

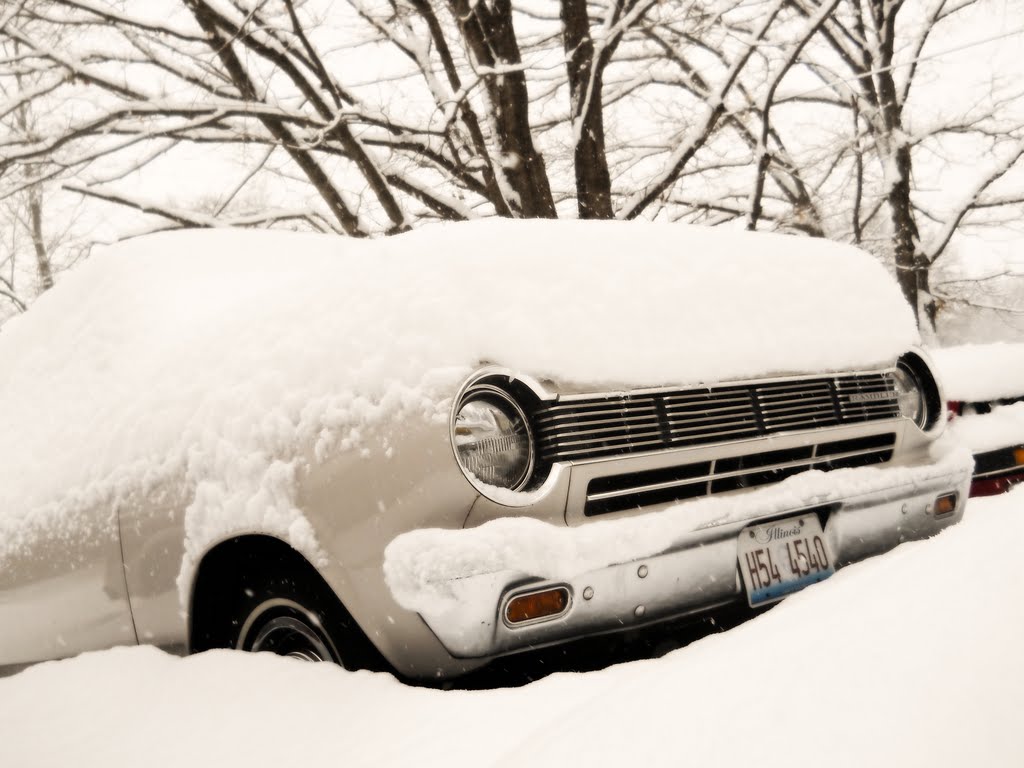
[387,444,972,660]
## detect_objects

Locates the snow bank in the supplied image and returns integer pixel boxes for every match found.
[1,489,1020,768]
[0,220,916,588]
[931,342,1024,402]
[384,438,972,615]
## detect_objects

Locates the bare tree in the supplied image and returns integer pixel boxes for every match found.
[0,0,800,232]
[0,30,67,319]
[779,0,1024,333]
[1,0,1023,336]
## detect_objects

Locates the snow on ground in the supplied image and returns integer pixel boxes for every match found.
[2,487,1021,768]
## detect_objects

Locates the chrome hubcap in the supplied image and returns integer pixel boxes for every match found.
[240,599,337,663]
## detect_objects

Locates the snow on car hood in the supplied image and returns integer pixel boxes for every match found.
[0,220,917,579]
[930,342,1024,402]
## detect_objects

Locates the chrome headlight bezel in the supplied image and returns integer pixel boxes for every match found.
[894,363,926,427]
[894,351,944,433]
[451,382,536,493]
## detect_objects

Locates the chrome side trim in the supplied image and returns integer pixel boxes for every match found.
[975,465,1024,479]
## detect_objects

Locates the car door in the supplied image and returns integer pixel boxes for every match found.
[0,503,137,669]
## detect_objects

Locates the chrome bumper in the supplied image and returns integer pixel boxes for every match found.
[411,458,972,660]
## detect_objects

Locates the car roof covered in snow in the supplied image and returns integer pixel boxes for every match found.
[930,342,1024,402]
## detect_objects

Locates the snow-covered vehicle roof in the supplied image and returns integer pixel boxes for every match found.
[930,342,1024,403]
[931,343,1024,493]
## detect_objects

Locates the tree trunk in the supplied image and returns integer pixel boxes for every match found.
[867,0,934,331]
[560,0,613,219]
[449,0,556,218]
[887,140,931,325]
[12,68,54,293]
[27,181,53,291]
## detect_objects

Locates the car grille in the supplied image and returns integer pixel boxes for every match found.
[535,372,899,463]
[584,433,897,516]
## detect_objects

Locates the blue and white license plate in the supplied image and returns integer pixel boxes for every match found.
[737,513,835,607]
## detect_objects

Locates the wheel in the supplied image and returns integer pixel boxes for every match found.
[236,597,340,663]
[190,536,389,671]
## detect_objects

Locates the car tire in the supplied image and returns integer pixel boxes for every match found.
[191,536,390,671]
[224,574,387,670]
[236,595,341,663]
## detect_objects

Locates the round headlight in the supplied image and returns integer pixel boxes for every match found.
[454,386,534,490]
[893,363,926,428]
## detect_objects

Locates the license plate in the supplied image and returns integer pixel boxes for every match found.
[737,513,835,607]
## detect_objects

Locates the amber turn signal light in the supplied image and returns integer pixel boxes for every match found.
[505,587,570,625]
[934,492,958,518]
[1014,448,1024,467]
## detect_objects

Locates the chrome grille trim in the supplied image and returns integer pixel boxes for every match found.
[536,404,658,419]
[536,401,657,418]
[669,419,757,433]
[540,429,665,449]
[667,426,758,440]
[546,439,667,460]
[536,413,659,429]
[586,444,893,503]
[535,371,899,463]
[583,433,897,516]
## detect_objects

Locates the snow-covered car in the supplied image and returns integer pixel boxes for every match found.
[0,220,972,680]
[931,343,1024,496]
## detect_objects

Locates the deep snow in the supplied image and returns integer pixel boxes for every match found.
[1,487,1021,768]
